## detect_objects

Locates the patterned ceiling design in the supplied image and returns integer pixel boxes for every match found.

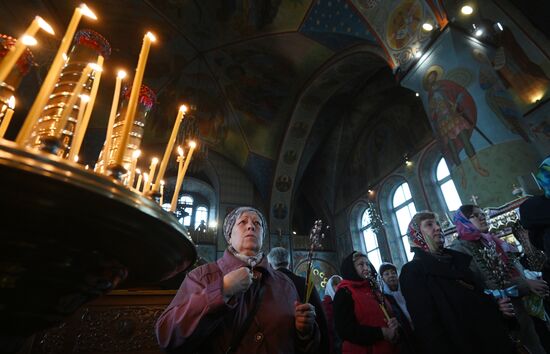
[0,0,448,207]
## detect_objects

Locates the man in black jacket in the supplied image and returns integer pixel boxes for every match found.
[267,247,329,354]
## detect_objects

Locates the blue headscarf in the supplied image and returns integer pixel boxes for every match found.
[535,156,550,198]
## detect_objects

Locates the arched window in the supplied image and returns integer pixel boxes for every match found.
[194,206,208,229]
[360,209,382,272]
[436,158,462,212]
[392,182,416,261]
[179,195,194,226]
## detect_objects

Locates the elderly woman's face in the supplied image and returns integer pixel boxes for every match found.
[353,256,371,280]
[230,211,263,256]
[420,218,444,252]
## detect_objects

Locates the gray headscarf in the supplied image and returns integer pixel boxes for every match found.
[223,206,268,267]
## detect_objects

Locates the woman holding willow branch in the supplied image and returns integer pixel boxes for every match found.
[334,251,399,354]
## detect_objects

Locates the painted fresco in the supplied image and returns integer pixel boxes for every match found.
[477,2,550,112]
[350,0,438,69]
[155,0,311,50]
[422,64,489,183]
[401,28,536,188]
[299,0,378,51]
[205,34,331,160]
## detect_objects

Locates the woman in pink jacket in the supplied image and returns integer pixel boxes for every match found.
[155,206,319,354]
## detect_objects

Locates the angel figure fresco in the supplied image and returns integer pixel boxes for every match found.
[473,48,530,142]
[423,65,489,187]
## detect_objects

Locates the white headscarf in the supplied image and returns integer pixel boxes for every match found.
[324,275,343,300]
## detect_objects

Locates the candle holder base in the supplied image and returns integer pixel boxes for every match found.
[38,136,62,155]
[0,139,196,337]
[107,164,128,181]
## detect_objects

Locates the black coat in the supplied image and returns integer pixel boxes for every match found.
[277,268,330,354]
[399,248,516,354]
[520,195,550,257]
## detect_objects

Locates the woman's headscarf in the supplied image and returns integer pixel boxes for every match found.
[223,206,267,267]
[453,209,517,253]
[324,275,342,300]
[535,156,550,198]
[340,251,376,281]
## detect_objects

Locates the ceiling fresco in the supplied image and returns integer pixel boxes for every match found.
[1,0,452,207]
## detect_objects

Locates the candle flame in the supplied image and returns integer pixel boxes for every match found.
[146,32,157,42]
[80,94,90,103]
[74,155,79,163]
[62,53,68,62]
[160,180,165,186]
[152,157,159,164]
[132,149,141,159]
[117,70,127,79]
[80,4,97,20]
[36,16,55,35]
[136,168,141,174]
[143,172,149,182]
[7,96,15,109]
[21,35,37,46]
[88,62,103,72]
[177,146,184,156]
[179,104,188,113]
[189,140,197,148]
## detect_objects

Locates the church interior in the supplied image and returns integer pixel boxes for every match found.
[1,0,550,353]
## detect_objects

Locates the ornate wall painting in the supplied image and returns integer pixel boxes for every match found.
[476,1,550,112]
[294,255,339,297]
[299,0,378,51]
[350,0,439,69]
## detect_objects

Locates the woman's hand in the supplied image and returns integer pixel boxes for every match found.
[526,279,550,297]
[382,317,399,343]
[497,297,515,318]
[295,301,316,336]
[222,267,253,297]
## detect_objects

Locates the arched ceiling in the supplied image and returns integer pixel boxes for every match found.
[1,0,449,215]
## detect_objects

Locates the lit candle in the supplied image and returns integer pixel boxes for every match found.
[74,155,79,163]
[0,16,54,84]
[69,55,103,160]
[141,172,149,194]
[135,169,142,191]
[152,104,187,192]
[16,4,97,145]
[67,93,89,161]
[178,140,196,184]
[170,146,185,212]
[147,157,159,191]
[0,96,16,139]
[101,69,126,170]
[127,149,141,188]
[113,31,156,168]
[54,63,94,140]
[159,180,165,205]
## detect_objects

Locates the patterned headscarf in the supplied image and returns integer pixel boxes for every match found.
[535,156,550,198]
[407,218,439,253]
[223,207,267,266]
[453,209,517,268]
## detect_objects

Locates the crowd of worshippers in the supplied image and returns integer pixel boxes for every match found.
[154,158,550,354]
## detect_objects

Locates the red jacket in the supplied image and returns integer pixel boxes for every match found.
[338,280,398,354]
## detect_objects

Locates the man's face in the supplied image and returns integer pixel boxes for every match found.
[382,269,398,291]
